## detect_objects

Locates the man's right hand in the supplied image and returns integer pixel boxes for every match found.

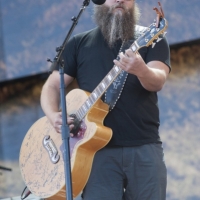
[50,111,74,134]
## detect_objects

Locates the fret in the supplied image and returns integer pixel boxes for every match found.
[98,85,103,94]
[104,77,109,86]
[89,94,95,105]
[92,92,98,100]
[98,88,102,95]
[76,110,81,121]
[114,65,120,73]
[85,102,90,110]
[77,108,82,120]
[98,82,105,93]
[101,81,106,89]
[79,107,85,119]
[88,96,94,105]
[95,86,101,96]
[86,99,91,107]
[82,104,87,112]
[130,43,138,52]
[110,69,117,78]
[107,74,112,82]
[79,104,89,119]
[112,66,121,76]
[89,92,96,105]
[104,74,111,85]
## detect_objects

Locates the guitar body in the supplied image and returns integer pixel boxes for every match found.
[19,89,112,199]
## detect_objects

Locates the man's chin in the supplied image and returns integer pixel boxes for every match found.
[113,8,124,16]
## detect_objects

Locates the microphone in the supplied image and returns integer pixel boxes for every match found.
[92,0,106,5]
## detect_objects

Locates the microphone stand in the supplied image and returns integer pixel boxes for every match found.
[48,1,90,199]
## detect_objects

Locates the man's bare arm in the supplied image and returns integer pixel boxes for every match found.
[40,70,74,133]
[114,49,169,92]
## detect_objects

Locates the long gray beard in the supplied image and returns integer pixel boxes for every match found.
[93,4,140,48]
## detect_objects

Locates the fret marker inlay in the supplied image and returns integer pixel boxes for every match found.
[86,100,91,106]
[93,93,97,98]
[114,66,119,72]
[101,83,105,88]
[83,105,86,111]
[107,75,112,81]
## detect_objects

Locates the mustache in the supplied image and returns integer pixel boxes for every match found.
[111,3,126,10]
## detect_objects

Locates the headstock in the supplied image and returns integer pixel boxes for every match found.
[130,2,168,52]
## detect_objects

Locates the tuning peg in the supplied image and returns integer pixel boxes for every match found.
[163,32,167,37]
[157,37,163,42]
[152,42,156,48]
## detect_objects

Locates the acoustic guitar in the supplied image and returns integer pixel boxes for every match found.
[19,16,168,199]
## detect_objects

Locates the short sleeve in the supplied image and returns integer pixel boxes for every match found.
[145,36,171,71]
[50,37,77,78]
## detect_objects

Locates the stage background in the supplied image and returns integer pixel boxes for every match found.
[0,0,200,199]
[0,0,200,81]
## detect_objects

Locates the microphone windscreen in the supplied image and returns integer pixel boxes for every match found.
[92,0,106,5]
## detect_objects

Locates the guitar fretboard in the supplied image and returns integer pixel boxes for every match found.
[75,42,140,121]
[75,65,123,120]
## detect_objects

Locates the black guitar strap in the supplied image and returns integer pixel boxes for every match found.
[104,25,147,111]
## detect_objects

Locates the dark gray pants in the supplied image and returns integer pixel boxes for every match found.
[80,143,167,200]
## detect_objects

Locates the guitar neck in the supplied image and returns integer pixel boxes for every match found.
[75,41,141,121]
[75,65,123,120]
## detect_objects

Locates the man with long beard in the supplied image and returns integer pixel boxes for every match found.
[41,0,171,199]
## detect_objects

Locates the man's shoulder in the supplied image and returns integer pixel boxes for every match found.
[67,27,102,49]
[74,27,99,39]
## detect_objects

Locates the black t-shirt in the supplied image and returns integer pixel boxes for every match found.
[54,27,171,146]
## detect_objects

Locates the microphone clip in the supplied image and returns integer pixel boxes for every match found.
[83,0,90,7]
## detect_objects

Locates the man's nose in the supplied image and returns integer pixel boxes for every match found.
[116,0,125,3]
